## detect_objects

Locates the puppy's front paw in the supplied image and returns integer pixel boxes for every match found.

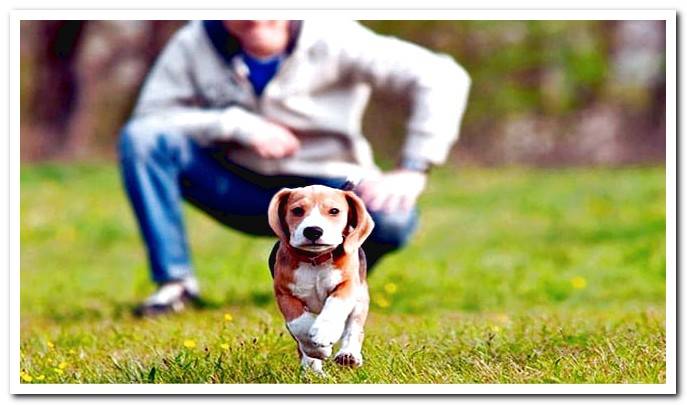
[308,320,344,348]
[334,351,363,368]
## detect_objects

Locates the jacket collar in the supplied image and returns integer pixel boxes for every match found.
[203,20,303,65]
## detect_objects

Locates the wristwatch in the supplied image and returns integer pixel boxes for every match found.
[398,156,433,173]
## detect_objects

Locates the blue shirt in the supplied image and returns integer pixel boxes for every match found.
[241,52,283,97]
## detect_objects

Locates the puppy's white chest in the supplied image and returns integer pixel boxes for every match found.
[289,263,342,314]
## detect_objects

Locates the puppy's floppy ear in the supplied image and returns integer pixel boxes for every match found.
[268,188,293,242]
[343,191,375,254]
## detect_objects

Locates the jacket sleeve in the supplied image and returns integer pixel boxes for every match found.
[130,23,261,145]
[338,22,471,165]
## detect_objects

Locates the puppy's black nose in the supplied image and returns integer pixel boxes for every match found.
[303,226,324,242]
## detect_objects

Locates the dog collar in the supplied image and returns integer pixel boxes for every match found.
[289,245,344,266]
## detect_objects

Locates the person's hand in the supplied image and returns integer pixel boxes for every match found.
[220,107,300,159]
[356,169,427,213]
[245,122,300,159]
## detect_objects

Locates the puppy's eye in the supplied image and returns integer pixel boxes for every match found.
[291,207,305,217]
[329,208,340,216]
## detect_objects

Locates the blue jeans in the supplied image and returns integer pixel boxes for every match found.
[118,120,419,284]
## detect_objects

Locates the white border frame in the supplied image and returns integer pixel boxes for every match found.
[9,9,676,395]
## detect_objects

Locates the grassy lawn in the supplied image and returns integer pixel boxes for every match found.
[19,163,666,384]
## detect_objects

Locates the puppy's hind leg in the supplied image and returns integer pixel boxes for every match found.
[334,292,369,367]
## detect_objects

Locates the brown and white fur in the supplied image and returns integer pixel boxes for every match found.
[267,185,374,374]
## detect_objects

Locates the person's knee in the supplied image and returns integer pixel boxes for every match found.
[118,118,186,162]
[368,209,419,249]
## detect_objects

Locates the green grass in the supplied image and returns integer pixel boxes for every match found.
[19,163,666,384]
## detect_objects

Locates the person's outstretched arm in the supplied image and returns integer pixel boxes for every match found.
[337,21,471,212]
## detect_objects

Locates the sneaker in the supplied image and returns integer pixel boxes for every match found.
[133,277,202,317]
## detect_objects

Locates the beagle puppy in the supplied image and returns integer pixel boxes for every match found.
[267,185,374,374]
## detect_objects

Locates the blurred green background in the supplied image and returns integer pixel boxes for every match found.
[20,20,665,167]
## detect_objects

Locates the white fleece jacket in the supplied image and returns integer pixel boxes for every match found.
[132,20,471,180]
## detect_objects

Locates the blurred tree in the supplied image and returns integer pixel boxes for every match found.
[26,21,86,159]
[66,21,183,158]
[610,20,666,161]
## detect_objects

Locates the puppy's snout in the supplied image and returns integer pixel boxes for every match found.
[303,226,324,242]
